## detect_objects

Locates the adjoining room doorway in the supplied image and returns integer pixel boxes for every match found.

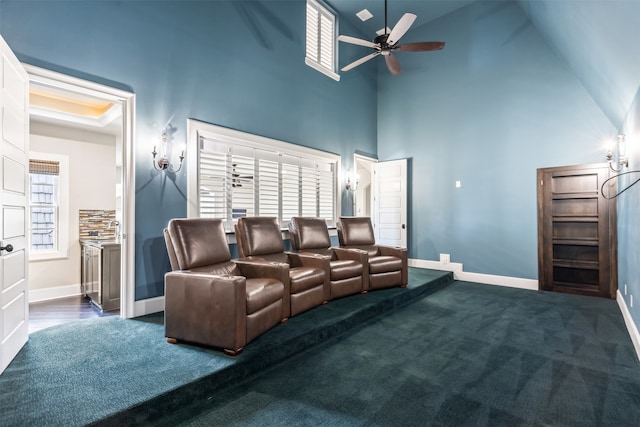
[354,154,408,247]
[25,65,136,322]
[353,154,375,217]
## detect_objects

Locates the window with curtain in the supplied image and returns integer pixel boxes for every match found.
[29,159,60,252]
[306,0,340,81]
[189,120,340,232]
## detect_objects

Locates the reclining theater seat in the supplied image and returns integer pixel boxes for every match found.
[235,216,328,317]
[164,218,289,356]
[288,217,366,300]
[336,216,408,291]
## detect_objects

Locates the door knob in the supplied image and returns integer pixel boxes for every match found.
[0,244,14,252]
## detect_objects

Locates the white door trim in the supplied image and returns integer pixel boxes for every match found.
[23,65,137,319]
[353,153,376,217]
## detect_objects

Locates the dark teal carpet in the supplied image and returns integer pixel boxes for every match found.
[158,281,640,427]
[0,267,451,427]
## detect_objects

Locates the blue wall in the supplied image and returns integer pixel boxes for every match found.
[619,88,640,327]
[377,1,615,279]
[0,0,377,300]
[2,0,638,338]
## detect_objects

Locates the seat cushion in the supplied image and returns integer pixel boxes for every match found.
[369,255,402,274]
[330,259,362,281]
[245,278,284,315]
[289,266,325,294]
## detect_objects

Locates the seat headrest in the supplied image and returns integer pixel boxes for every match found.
[167,218,231,270]
[235,217,284,257]
[289,217,331,251]
[336,216,375,246]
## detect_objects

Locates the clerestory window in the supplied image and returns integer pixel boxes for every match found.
[305,0,340,81]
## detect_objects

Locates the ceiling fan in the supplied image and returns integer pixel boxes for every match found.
[337,0,445,76]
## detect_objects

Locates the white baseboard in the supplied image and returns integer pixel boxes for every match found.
[617,290,640,362]
[133,296,165,317]
[408,258,538,291]
[29,284,81,303]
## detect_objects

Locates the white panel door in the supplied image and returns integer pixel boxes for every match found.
[373,158,407,247]
[0,35,29,375]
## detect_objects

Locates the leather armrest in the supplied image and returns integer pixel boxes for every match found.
[332,247,368,264]
[164,271,247,350]
[287,251,330,269]
[234,259,291,318]
[286,252,331,301]
[234,259,289,281]
[377,245,408,285]
[378,245,407,258]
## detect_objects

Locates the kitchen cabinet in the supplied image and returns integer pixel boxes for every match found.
[81,241,121,312]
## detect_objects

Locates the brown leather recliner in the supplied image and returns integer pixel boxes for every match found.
[235,216,329,317]
[336,216,408,291]
[164,218,290,355]
[288,217,366,300]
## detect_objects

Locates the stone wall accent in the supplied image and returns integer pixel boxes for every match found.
[79,209,117,241]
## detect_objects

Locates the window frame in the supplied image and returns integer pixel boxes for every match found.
[305,0,341,81]
[28,151,70,261]
[187,119,341,234]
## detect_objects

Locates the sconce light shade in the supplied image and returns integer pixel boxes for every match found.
[606,133,629,173]
[152,124,184,173]
[345,171,359,191]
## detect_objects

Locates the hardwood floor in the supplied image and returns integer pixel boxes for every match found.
[29,295,119,334]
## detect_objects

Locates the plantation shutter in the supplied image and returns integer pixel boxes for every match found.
[306,2,319,64]
[197,130,338,231]
[281,154,300,225]
[305,0,340,81]
[301,158,317,217]
[319,12,334,70]
[230,145,255,218]
[199,139,228,221]
[257,150,279,217]
[318,161,335,220]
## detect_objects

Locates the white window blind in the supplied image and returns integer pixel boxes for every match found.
[257,150,279,217]
[306,0,340,81]
[29,159,60,252]
[193,123,339,232]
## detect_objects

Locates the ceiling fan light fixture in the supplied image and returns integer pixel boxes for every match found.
[356,9,373,22]
[337,0,445,76]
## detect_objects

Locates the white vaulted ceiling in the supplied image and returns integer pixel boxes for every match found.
[328,0,640,128]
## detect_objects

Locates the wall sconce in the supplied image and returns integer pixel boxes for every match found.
[152,124,184,173]
[345,171,359,191]
[606,133,628,173]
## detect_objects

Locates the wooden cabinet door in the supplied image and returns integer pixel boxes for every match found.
[537,164,617,298]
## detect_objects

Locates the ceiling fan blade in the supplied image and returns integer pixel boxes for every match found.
[337,35,377,49]
[387,13,416,45]
[385,53,402,76]
[342,52,380,72]
[396,41,445,52]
